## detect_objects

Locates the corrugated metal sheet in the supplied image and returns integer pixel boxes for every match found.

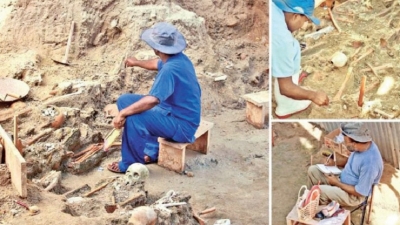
[318,122,400,169]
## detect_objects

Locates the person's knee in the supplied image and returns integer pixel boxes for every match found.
[117,94,131,106]
[117,94,143,110]
[116,94,128,109]
[125,113,150,131]
[308,165,319,176]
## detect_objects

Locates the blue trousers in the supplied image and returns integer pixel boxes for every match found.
[116,94,195,172]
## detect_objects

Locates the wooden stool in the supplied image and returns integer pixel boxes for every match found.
[242,91,269,129]
[157,120,214,173]
[286,204,351,225]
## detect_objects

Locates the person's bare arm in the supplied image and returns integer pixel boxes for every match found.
[277,77,329,106]
[112,96,159,128]
[325,174,363,197]
[125,57,159,71]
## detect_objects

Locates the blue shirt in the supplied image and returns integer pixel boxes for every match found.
[271,1,301,78]
[340,142,383,197]
[149,52,201,138]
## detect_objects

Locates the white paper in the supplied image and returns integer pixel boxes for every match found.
[316,164,342,175]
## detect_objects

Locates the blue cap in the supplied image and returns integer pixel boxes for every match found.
[141,22,187,54]
[273,0,320,25]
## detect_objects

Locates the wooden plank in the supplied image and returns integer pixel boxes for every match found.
[157,119,214,171]
[158,137,188,149]
[157,143,185,172]
[188,130,210,154]
[194,120,214,138]
[158,120,214,149]
[0,125,27,197]
[242,91,269,107]
[245,101,266,129]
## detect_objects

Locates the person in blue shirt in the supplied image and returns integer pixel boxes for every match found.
[272,0,329,119]
[107,22,201,173]
[308,122,383,207]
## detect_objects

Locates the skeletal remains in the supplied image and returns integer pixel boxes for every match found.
[112,163,150,203]
[124,163,150,186]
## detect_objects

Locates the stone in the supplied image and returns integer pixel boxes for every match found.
[54,127,81,152]
[226,15,239,27]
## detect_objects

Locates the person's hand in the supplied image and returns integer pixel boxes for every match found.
[125,57,139,67]
[112,113,126,129]
[324,173,340,186]
[311,91,329,106]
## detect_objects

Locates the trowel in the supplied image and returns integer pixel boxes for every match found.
[52,21,74,66]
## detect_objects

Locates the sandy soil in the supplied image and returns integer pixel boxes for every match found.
[272,0,400,119]
[272,122,400,225]
[0,0,269,224]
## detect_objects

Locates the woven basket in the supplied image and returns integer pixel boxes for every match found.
[296,185,320,221]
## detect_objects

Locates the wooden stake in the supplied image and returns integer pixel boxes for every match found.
[334,48,375,101]
[63,21,75,63]
[358,75,366,107]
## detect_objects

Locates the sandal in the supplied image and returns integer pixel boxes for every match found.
[107,162,124,173]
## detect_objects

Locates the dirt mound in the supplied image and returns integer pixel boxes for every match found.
[0,0,268,115]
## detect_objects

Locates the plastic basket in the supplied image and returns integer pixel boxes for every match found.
[296,185,320,221]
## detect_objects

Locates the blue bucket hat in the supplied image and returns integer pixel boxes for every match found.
[140,22,187,54]
[273,0,320,25]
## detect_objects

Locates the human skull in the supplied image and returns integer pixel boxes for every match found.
[124,163,149,185]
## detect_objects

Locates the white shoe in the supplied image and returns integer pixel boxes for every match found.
[274,71,311,119]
